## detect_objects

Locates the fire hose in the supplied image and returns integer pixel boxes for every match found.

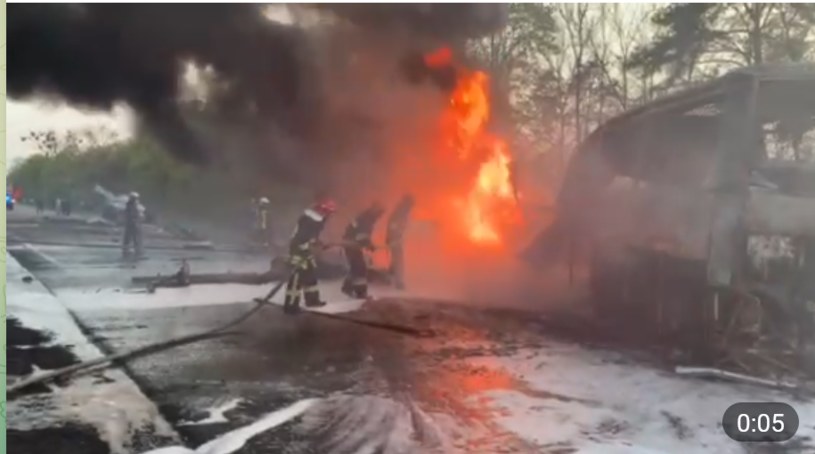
[9,253,433,395]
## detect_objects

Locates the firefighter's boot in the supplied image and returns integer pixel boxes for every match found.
[305,300,327,308]
[302,283,326,308]
[354,284,368,299]
[341,279,356,299]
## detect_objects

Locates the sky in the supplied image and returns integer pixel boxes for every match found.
[5,100,136,168]
[4,5,296,172]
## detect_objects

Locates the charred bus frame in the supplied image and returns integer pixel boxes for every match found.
[539,64,815,362]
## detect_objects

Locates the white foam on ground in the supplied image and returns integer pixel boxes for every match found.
[6,253,180,453]
[9,242,107,253]
[291,393,524,453]
[467,342,815,453]
[197,398,317,454]
[178,398,244,426]
[294,394,450,454]
[57,279,369,314]
[140,398,318,454]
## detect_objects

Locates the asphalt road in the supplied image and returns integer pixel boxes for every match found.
[9,205,815,453]
[7,207,553,453]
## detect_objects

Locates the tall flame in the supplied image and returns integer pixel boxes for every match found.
[433,48,521,247]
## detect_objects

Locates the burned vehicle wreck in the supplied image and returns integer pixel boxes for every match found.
[527,65,815,370]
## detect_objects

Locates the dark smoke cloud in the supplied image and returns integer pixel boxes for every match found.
[8,4,307,164]
[318,4,508,41]
[8,4,508,180]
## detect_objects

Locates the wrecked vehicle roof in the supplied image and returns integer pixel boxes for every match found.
[600,64,815,133]
[571,63,815,182]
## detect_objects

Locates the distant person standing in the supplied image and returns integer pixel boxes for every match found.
[386,194,415,290]
[255,197,272,246]
[249,197,258,232]
[12,186,23,204]
[122,192,143,258]
[509,158,520,202]
[35,198,44,214]
[62,198,72,216]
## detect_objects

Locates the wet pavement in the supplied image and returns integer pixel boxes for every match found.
[8,206,815,453]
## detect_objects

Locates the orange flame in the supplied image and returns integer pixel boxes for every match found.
[431,48,521,247]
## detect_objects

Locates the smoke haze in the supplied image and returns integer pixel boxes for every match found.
[8,4,507,188]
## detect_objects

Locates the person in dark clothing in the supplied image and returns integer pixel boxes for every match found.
[62,198,72,216]
[508,158,520,202]
[342,202,385,299]
[35,198,44,214]
[249,198,258,233]
[283,199,337,314]
[122,192,143,258]
[386,194,415,290]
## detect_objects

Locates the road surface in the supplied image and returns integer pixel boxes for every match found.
[7,205,815,453]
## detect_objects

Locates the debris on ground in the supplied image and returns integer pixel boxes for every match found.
[674,366,800,390]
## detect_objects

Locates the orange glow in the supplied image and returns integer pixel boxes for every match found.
[429,48,521,248]
[423,47,453,68]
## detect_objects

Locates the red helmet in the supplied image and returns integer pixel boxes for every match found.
[315,199,337,215]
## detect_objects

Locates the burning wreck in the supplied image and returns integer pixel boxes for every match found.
[527,64,815,373]
[404,46,523,250]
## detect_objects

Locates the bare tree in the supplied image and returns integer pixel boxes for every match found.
[631,3,815,92]
[557,3,594,142]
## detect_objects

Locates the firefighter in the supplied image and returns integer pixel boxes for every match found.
[249,197,258,233]
[342,201,386,299]
[386,194,415,290]
[508,158,520,202]
[283,198,337,314]
[122,192,143,258]
[62,198,72,217]
[255,197,272,246]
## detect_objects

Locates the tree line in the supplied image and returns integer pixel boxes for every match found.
[469,3,815,179]
[9,128,234,217]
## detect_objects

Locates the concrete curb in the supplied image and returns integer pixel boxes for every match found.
[6,253,183,453]
[9,238,241,253]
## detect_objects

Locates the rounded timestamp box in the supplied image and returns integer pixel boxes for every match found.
[722,402,799,442]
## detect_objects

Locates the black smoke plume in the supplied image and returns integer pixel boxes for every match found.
[8,4,508,182]
[318,4,507,41]
[8,4,308,164]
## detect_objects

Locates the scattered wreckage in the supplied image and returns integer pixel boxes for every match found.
[526,64,815,384]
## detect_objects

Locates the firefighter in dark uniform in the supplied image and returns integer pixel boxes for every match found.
[342,201,386,299]
[122,192,143,258]
[386,194,415,290]
[284,199,337,314]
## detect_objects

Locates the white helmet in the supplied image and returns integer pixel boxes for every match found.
[259,197,270,205]
[130,192,140,199]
